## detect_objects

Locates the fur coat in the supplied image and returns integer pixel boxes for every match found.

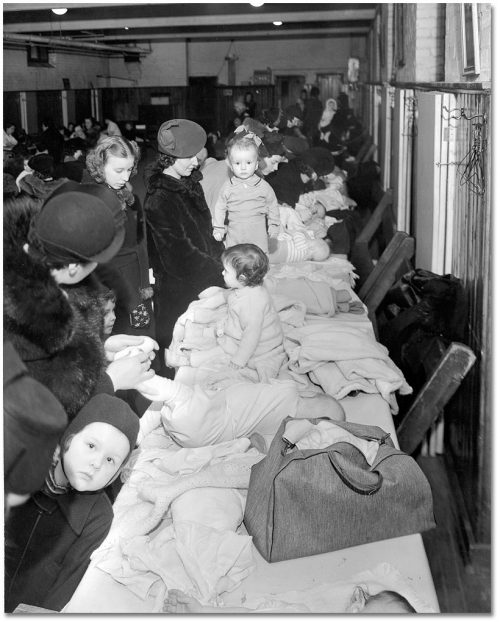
[3,200,113,419]
[143,167,225,357]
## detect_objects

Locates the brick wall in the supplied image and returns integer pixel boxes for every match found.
[390,3,445,83]
[415,3,445,82]
[445,3,491,83]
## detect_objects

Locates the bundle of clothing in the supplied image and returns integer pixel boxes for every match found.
[89,430,263,607]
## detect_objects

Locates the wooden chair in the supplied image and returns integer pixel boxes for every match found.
[358,231,415,337]
[354,189,396,258]
[354,133,375,164]
[396,338,476,455]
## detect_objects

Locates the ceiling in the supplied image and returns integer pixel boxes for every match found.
[3,3,379,54]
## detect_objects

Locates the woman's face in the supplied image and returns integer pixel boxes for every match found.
[103,153,135,189]
[6,124,15,135]
[260,155,285,176]
[168,155,199,179]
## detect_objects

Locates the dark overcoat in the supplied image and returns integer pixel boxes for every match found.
[143,168,225,360]
[4,490,112,612]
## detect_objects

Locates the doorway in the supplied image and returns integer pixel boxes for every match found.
[275,75,306,111]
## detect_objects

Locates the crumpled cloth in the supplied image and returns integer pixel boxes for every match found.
[234,562,437,613]
[164,286,289,382]
[92,436,260,606]
[97,521,255,607]
[284,323,412,414]
[268,256,357,289]
[283,419,380,465]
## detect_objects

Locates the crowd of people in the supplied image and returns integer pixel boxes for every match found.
[3,87,386,613]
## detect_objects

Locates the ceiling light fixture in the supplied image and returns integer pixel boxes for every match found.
[124,26,129,30]
[273,21,283,26]
[249,0,264,7]
[51,8,68,15]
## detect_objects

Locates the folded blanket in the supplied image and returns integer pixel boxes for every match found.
[284,323,412,413]
[269,257,357,289]
[266,275,363,316]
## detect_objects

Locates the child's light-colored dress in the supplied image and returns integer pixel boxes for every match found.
[213,174,280,253]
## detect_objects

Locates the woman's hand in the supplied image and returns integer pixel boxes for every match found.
[104,334,159,361]
[106,352,155,391]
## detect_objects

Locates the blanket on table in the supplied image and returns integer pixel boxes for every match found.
[284,322,412,413]
[91,431,263,606]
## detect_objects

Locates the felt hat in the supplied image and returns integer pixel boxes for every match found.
[28,180,126,264]
[241,117,268,138]
[282,135,309,158]
[300,147,336,176]
[28,154,54,180]
[157,119,207,157]
[261,131,287,157]
[3,341,68,495]
[60,394,139,455]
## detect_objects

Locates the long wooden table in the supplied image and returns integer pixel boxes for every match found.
[63,264,439,614]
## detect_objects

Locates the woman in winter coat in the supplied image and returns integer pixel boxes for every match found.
[84,135,155,338]
[3,186,155,420]
[144,119,225,376]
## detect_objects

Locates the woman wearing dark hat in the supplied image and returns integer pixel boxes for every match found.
[3,183,156,420]
[4,394,140,612]
[265,154,318,209]
[144,119,225,375]
[17,153,69,200]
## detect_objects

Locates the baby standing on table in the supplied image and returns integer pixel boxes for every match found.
[212,128,280,253]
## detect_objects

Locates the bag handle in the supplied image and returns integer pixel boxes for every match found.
[327,442,383,495]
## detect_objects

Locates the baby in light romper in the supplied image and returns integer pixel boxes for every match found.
[179,243,287,383]
[212,128,280,254]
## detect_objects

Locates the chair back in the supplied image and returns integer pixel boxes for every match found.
[359,231,415,336]
[397,338,476,455]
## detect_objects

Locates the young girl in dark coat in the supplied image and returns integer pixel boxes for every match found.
[144,119,225,375]
[4,394,140,612]
[84,135,154,338]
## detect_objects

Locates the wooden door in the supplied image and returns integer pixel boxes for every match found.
[274,75,305,111]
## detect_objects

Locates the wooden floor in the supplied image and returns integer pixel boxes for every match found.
[416,456,491,614]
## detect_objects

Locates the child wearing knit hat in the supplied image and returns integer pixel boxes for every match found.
[4,394,140,612]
